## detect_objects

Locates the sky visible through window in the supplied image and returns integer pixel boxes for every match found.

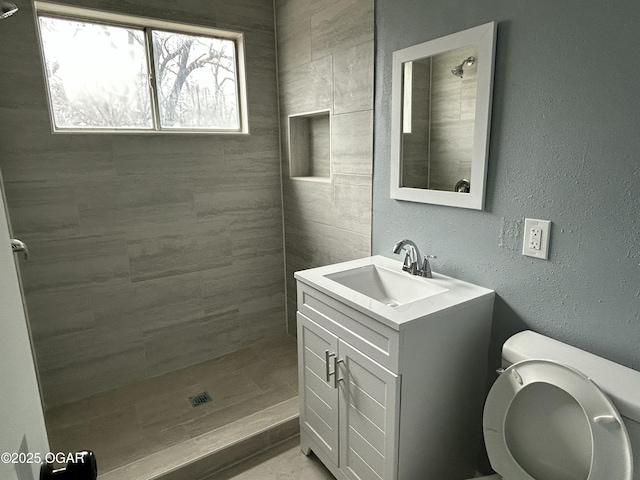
[39,16,152,129]
[38,15,241,131]
[151,30,239,129]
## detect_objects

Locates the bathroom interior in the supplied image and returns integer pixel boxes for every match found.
[1,0,639,479]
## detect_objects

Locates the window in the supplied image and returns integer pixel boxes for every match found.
[38,17,152,129]
[34,2,248,133]
[151,31,239,130]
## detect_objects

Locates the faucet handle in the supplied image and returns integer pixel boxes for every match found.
[401,252,412,272]
[409,258,420,275]
[421,255,436,278]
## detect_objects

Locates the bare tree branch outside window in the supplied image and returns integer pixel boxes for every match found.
[39,16,152,129]
[37,15,241,131]
[152,31,239,129]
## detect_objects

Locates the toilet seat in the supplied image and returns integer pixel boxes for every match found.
[483,359,633,480]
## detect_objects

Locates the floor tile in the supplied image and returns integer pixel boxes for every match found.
[44,335,299,476]
[205,436,334,480]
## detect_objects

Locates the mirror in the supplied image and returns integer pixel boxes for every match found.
[390,22,496,209]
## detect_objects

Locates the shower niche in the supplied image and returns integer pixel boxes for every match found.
[288,110,331,181]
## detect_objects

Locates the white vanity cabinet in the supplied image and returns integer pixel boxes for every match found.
[295,257,495,480]
[298,313,400,480]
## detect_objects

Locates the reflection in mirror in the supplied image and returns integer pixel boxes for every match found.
[390,22,496,210]
[401,45,478,192]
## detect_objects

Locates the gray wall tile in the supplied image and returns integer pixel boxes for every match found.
[0,106,112,155]
[76,176,197,236]
[217,0,276,33]
[285,220,370,270]
[401,58,431,188]
[0,30,48,109]
[239,289,287,345]
[283,179,334,227]
[144,311,242,377]
[223,250,286,308]
[26,287,96,342]
[126,220,232,283]
[19,234,130,294]
[283,217,370,328]
[92,273,205,341]
[0,0,285,406]
[195,183,281,222]
[4,181,81,240]
[228,208,284,257]
[275,0,312,73]
[331,110,373,176]
[201,265,243,317]
[426,45,478,191]
[279,55,334,114]
[276,0,374,335]
[309,115,331,177]
[310,0,374,60]
[332,174,372,236]
[37,330,147,405]
[1,151,116,182]
[112,137,225,177]
[223,128,281,173]
[333,41,374,114]
[0,0,375,407]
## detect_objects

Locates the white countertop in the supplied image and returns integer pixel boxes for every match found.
[294,255,495,330]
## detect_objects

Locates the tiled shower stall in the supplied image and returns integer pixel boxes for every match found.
[0,0,373,475]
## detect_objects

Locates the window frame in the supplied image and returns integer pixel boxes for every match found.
[34,1,249,134]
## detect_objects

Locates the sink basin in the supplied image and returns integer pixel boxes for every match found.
[325,264,447,307]
[294,255,494,328]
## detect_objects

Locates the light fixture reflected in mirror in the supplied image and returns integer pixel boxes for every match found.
[1,1,18,19]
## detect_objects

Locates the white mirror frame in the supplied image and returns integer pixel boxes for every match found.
[390,22,496,210]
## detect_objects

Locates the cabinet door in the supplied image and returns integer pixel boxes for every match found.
[338,339,400,480]
[297,313,340,465]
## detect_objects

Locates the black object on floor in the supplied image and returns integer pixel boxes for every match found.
[40,451,97,480]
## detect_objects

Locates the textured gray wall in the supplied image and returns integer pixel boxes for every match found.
[373,0,640,372]
[276,0,374,335]
[0,0,284,406]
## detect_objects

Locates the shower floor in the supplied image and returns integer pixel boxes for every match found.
[44,334,298,476]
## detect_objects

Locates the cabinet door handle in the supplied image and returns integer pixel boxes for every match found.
[325,350,336,383]
[333,357,344,388]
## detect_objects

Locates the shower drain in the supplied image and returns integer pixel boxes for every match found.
[188,391,212,407]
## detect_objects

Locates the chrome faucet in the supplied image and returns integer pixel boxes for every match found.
[392,239,436,278]
[392,239,421,274]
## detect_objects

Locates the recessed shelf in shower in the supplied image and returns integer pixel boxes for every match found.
[288,110,331,180]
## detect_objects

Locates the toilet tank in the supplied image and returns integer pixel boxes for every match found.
[502,330,640,479]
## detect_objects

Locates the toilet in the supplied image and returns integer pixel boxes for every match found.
[474,330,640,480]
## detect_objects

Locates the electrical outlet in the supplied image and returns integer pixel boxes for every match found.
[522,218,551,259]
[528,228,541,250]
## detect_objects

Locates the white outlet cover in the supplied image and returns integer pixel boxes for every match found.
[522,218,551,259]
[528,227,541,249]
